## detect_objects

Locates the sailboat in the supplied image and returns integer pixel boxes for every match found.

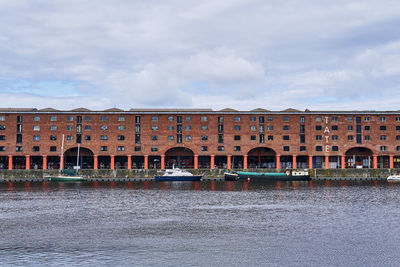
[47,135,86,182]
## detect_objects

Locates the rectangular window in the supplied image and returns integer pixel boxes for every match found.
[356,134,362,144]
[33,125,40,131]
[251,135,256,141]
[300,146,306,152]
[151,116,158,122]
[356,125,361,133]
[300,134,305,143]
[185,135,191,141]
[268,135,273,141]
[201,125,208,130]
[135,116,141,123]
[218,116,224,123]
[0,116,4,121]
[234,146,241,151]
[177,134,182,143]
[356,117,361,123]
[0,125,6,131]
[300,116,305,123]
[348,135,353,141]
[316,135,322,140]
[177,125,182,133]
[168,116,174,122]
[283,125,290,130]
[332,135,338,140]
[177,116,182,123]
[77,116,82,123]
[283,117,289,122]
[316,146,322,151]
[396,117,400,122]
[234,125,240,131]
[332,125,338,131]
[0,135,5,141]
[134,146,141,151]
[33,146,40,152]
[380,135,387,140]
[396,126,400,131]
[85,116,91,121]
[152,126,159,131]
[259,116,265,123]
[283,135,290,140]
[50,116,57,121]
[397,146,400,151]
[259,125,264,133]
[218,134,224,143]
[267,126,273,131]
[50,146,57,152]
[218,146,224,151]
[347,117,353,122]
[168,126,174,131]
[332,146,339,151]
[135,125,141,132]
[185,125,192,131]
[17,116,22,123]
[380,146,387,151]
[17,124,21,132]
[168,135,174,141]
[85,135,91,141]
[201,146,208,151]
[85,125,91,131]
[348,125,353,131]
[135,134,140,144]
[218,125,224,133]
[16,134,22,143]
[259,134,264,143]
[283,146,290,151]
[365,135,370,140]
[332,116,338,122]
[118,125,125,131]
[67,125,74,131]
[364,117,370,122]
[315,125,322,131]
[186,116,191,121]
[101,125,108,131]
[101,135,108,140]
[76,124,82,133]
[118,116,125,121]
[33,135,40,141]
[151,146,158,152]
[118,146,125,151]
[201,116,207,122]
[67,135,73,141]
[380,126,386,131]
[101,116,108,121]
[33,116,40,121]
[315,117,322,122]
[50,125,57,131]
[268,116,273,121]
[380,117,386,122]
[234,135,241,141]
[300,125,305,133]
[101,146,107,151]
[152,135,158,141]
[250,125,256,131]
[397,135,400,141]
[68,116,73,121]
[0,146,6,151]
[50,135,57,141]
[201,135,208,141]
[365,126,370,131]
[234,116,240,122]
[118,135,125,141]
[16,146,23,152]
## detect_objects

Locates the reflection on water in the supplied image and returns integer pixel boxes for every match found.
[0,180,400,266]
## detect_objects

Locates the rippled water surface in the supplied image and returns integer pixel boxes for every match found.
[1,180,400,266]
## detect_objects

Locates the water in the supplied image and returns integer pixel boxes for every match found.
[1,180,399,266]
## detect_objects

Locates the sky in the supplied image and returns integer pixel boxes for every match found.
[0,0,400,111]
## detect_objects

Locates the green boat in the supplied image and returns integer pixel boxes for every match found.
[234,170,310,181]
[47,169,86,182]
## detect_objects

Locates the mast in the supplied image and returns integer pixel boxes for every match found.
[76,144,80,173]
[60,134,64,170]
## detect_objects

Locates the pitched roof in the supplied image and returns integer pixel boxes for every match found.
[39,108,60,112]
[251,108,270,112]
[70,108,91,112]
[281,108,301,112]
[104,108,124,112]
[219,108,238,112]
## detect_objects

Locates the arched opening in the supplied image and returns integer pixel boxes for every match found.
[165,147,194,168]
[345,147,373,168]
[0,156,8,169]
[64,147,94,169]
[247,147,276,168]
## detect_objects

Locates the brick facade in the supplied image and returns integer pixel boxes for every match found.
[0,108,400,170]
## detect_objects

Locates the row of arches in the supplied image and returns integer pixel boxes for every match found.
[0,147,398,170]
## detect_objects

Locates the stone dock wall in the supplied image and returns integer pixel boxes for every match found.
[0,168,398,182]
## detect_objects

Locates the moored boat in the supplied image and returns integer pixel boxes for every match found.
[155,167,202,181]
[47,169,86,182]
[235,170,310,181]
[387,175,400,182]
[224,172,239,181]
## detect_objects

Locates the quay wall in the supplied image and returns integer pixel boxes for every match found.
[0,169,398,182]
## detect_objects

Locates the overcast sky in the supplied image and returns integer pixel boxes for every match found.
[1,0,400,111]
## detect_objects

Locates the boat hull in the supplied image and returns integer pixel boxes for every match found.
[224,173,239,181]
[236,171,310,181]
[155,176,202,182]
[48,176,86,182]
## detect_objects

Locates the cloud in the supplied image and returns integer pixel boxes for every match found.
[0,0,400,110]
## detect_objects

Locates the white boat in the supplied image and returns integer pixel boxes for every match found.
[387,175,400,182]
[155,166,202,181]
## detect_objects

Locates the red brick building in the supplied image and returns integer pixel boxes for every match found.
[1,107,400,170]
